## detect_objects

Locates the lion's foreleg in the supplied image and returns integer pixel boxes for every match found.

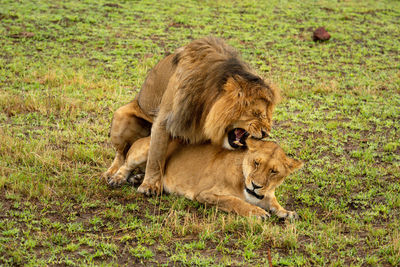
[137,118,170,196]
[196,190,270,218]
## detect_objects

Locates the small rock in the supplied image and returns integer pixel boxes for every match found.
[313,27,331,41]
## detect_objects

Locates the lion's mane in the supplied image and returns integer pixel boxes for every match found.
[165,37,279,144]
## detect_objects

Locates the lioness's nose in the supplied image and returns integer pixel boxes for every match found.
[252,181,262,189]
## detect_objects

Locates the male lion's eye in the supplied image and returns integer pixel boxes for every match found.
[254,160,260,167]
[271,169,278,174]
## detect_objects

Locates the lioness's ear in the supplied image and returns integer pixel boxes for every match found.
[286,157,304,172]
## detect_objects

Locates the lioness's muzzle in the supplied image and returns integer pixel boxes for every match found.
[245,187,264,200]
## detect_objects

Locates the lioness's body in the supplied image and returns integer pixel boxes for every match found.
[111,137,302,218]
[105,37,280,195]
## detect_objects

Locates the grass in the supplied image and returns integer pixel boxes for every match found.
[1,0,399,265]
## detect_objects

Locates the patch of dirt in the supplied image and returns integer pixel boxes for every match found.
[0,13,18,20]
[103,3,122,8]
[9,32,35,38]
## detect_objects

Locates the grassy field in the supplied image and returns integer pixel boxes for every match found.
[1,0,400,265]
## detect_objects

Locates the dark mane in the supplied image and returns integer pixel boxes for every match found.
[172,52,181,65]
[213,57,266,91]
[168,57,265,139]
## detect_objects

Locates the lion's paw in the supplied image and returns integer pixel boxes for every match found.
[102,165,120,182]
[250,207,271,220]
[275,210,299,220]
[108,172,128,187]
[102,171,114,183]
[137,180,162,196]
[127,173,145,185]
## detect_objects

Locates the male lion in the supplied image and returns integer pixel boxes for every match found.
[104,37,280,195]
[108,137,303,219]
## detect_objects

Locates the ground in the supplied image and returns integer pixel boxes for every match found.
[0,0,399,266]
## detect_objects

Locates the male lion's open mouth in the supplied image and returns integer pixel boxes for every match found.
[228,128,249,148]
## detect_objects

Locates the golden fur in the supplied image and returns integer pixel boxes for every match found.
[103,37,280,195]
[109,137,303,218]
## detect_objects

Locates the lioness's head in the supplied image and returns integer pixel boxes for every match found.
[204,73,280,150]
[242,139,303,204]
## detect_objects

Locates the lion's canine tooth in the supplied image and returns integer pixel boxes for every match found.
[233,140,243,146]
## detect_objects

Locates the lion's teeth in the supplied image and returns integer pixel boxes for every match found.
[233,140,243,146]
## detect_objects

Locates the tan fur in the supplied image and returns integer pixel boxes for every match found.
[104,37,280,195]
[103,99,152,180]
[110,137,303,219]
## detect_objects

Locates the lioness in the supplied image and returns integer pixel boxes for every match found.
[108,137,303,219]
[105,37,280,196]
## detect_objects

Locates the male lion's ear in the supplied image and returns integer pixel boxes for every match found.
[286,157,304,172]
[267,82,281,105]
[223,77,243,96]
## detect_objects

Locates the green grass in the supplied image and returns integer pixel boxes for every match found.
[1,0,400,265]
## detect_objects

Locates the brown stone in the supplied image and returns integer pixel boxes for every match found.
[313,27,331,41]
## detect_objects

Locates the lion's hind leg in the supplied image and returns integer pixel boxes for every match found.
[108,137,151,187]
[103,149,126,182]
[103,100,152,182]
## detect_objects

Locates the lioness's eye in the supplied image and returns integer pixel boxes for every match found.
[271,169,278,174]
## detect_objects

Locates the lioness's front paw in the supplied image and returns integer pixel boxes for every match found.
[137,180,162,196]
[250,207,271,220]
[275,210,299,220]
[108,172,128,187]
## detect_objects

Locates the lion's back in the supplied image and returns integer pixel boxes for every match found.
[136,37,235,120]
[136,53,177,119]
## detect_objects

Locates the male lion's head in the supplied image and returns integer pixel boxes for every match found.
[169,41,280,148]
[241,139,303,204]
[203,71,280,150]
